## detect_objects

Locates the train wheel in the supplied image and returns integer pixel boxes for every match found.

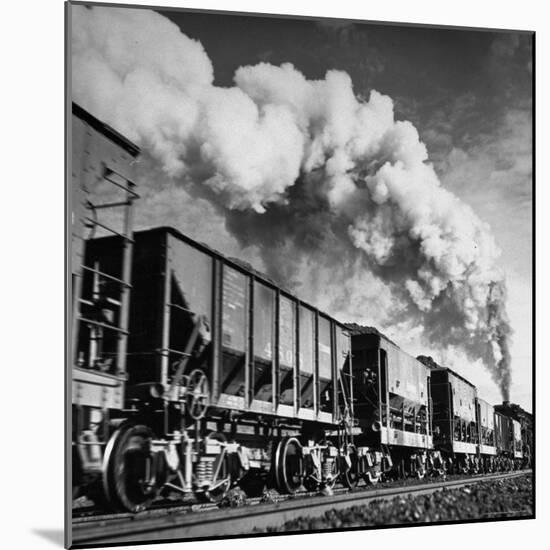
[274,437,303,494]
[102,424,160,513]
[342,445,360,489]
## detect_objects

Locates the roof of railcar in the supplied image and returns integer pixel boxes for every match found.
[476,396,494,409]
[136,226,352,332]
[344,324,436,376]
[415,354,476,388]
[72,103,140,157]
[345,323,399,348]
[430,364,476,389]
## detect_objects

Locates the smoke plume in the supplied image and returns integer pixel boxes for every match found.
[72,5,512,399]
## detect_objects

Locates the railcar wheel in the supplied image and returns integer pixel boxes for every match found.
[342,445,360,489]
[274,437,303,494]
[102,424,160,513]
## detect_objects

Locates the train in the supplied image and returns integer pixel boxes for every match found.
[70,103,532,513]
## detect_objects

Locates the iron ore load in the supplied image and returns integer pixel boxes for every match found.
[71,104,532,513]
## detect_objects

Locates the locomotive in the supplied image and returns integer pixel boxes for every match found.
[70,104,531,513]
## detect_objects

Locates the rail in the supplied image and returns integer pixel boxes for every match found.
[71,470,531,546]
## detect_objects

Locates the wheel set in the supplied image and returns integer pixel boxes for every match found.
[100,429,367,510]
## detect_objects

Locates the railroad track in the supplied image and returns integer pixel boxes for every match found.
[70,470,531,546]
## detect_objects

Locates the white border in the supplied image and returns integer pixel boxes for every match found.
[4,0,545,549]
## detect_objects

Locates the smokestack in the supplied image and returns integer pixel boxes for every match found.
[71,5,513,401]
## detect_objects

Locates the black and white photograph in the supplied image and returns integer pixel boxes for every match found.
[67,1,534,547]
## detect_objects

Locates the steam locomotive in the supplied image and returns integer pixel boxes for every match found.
[71,104,532,513]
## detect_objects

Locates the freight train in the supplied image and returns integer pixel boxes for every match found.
[70,104,532,513]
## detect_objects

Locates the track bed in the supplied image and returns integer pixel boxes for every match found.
[71,470,531,546]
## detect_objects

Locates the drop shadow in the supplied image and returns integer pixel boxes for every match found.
[33,529,65,547]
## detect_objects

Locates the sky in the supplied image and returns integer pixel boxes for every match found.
[71,4,533,411]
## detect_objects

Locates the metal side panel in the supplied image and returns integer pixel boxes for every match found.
[452,441,478,454]
[383,342,429,407]
[449,373,477,423]
[479,444,497,456]
[381,427,431,449]
[217,393,246,411]
[317,411,333,424]
[72,367,124,409]
[297,408,316,421]
[276,404,295,418]
[250,399,274,414]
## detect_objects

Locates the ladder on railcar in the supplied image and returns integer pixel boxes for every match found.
[72,163,139,377]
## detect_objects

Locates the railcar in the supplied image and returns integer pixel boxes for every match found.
[494,412,514,470]
[429,367,479,473]
[79,226,356,511]
[71,104,140,500]
[347,327,443,481]
[495,402,533,468]
[475,397,497,472]
[494,412,523,470]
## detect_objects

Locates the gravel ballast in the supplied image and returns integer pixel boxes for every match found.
[263,473,533,532]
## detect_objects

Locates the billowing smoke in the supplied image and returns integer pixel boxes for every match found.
[72,5,512,399]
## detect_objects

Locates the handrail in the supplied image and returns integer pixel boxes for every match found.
[89,200,132,210]
[83,217,135,242]
[101,164,140,199]
[167,302,194,314]
[80,264,132,287]
[78,317,129,335]
[156,348,193,358]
